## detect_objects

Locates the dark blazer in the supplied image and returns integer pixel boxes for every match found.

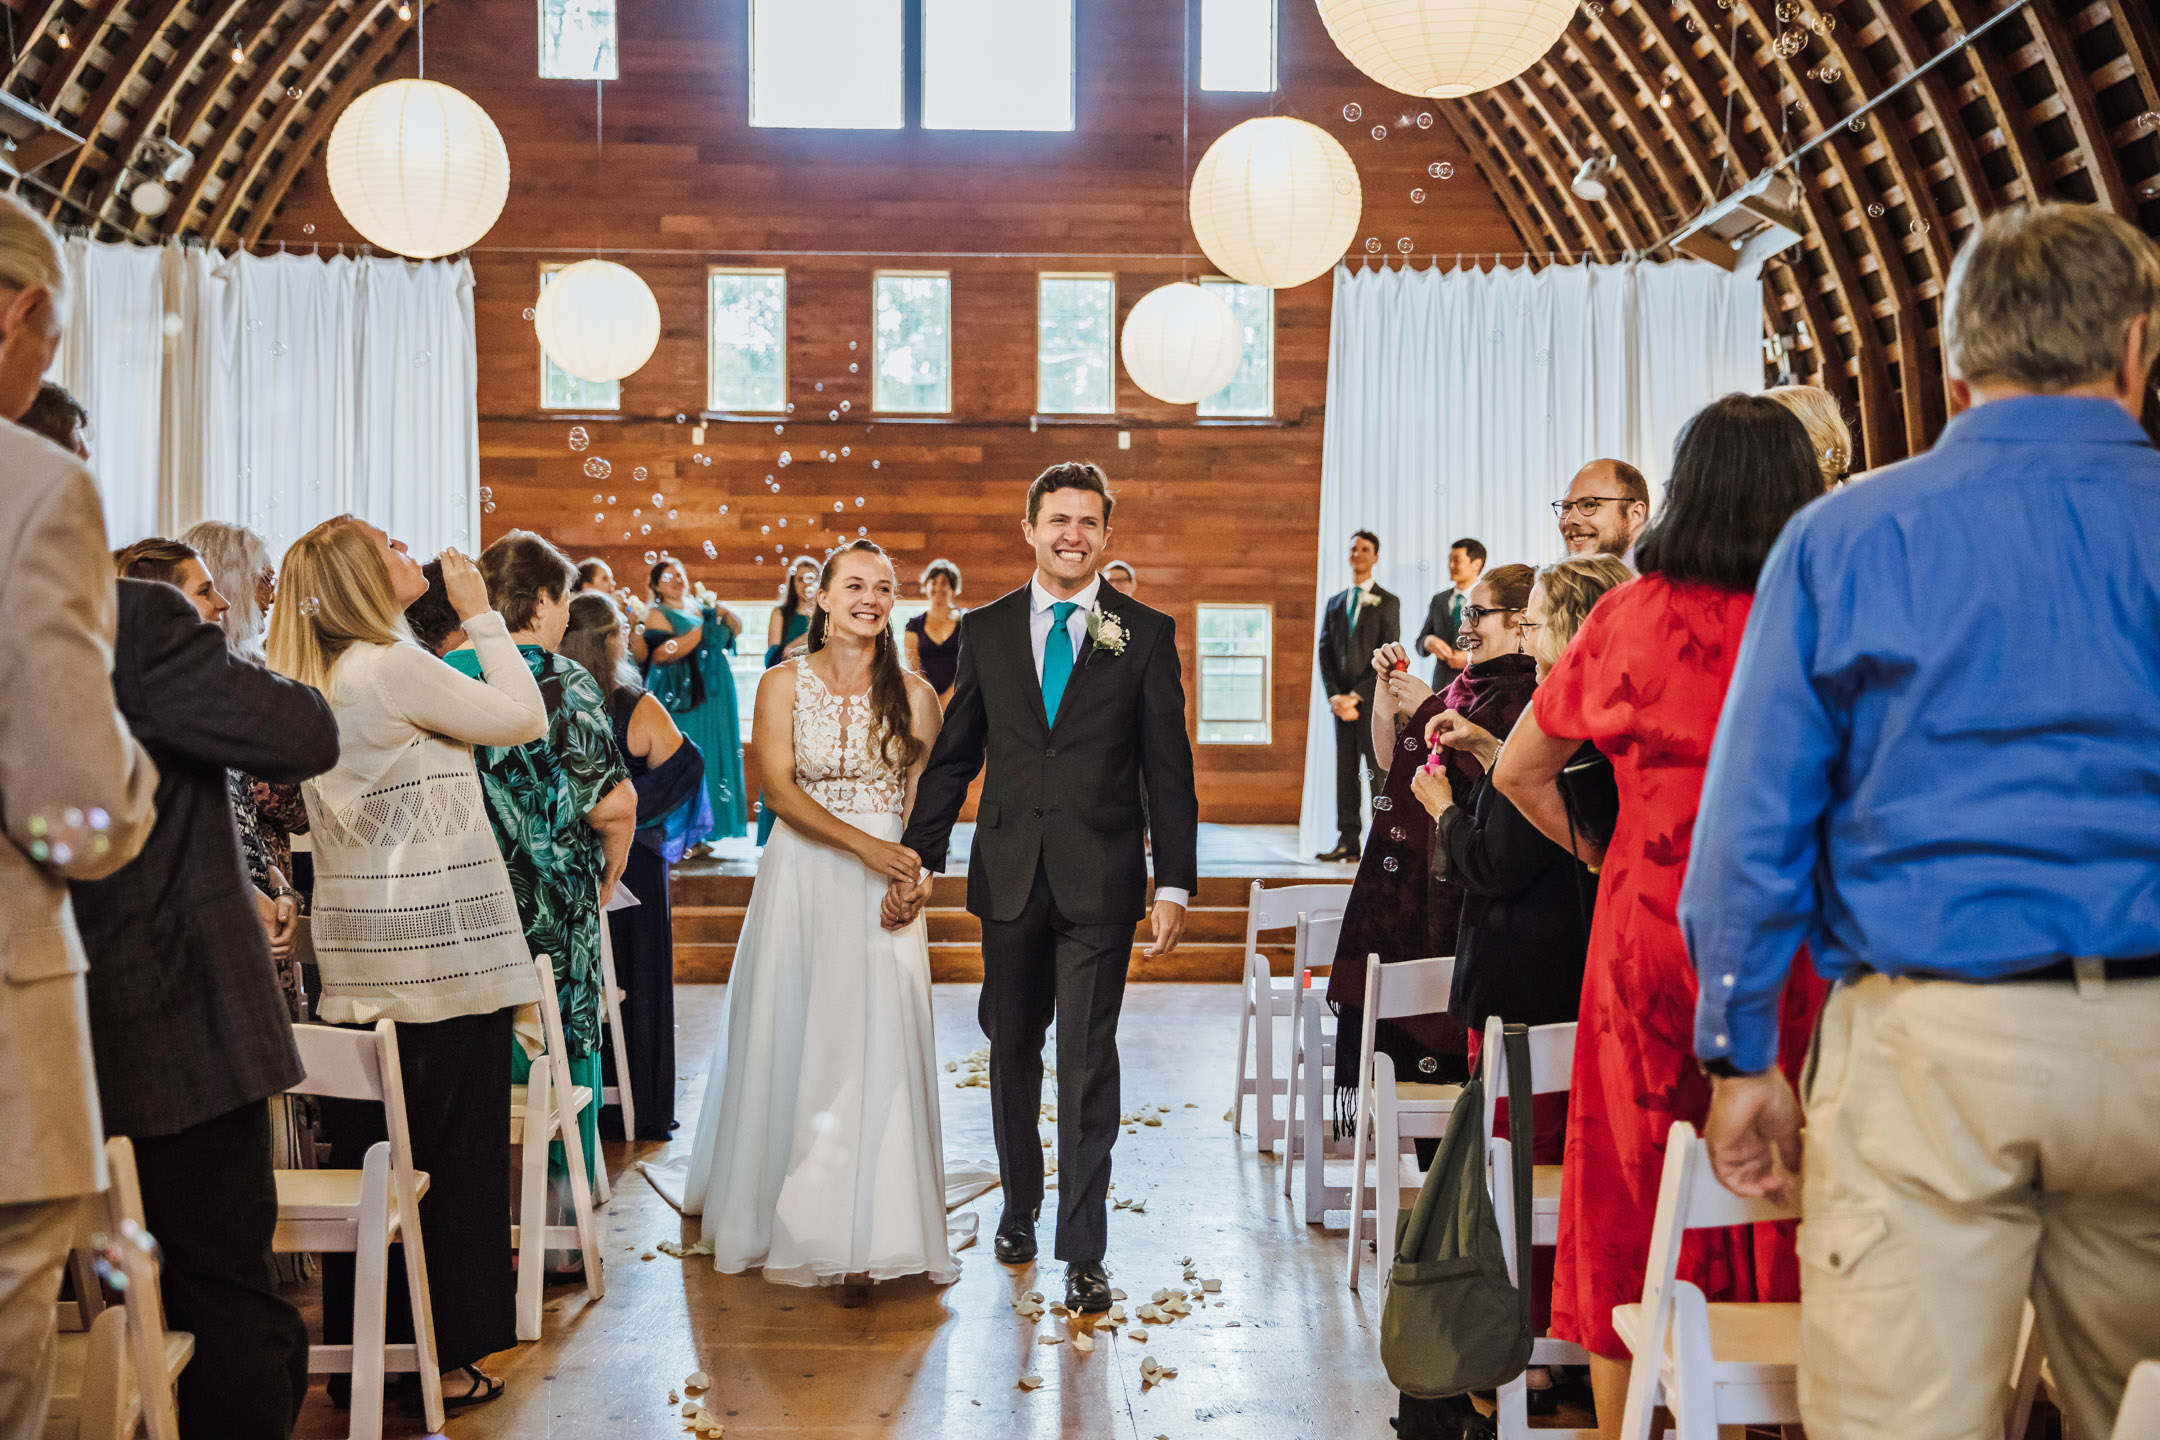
[1317,582,1399,704]
[72,580,340,1138]
[1415,588,1470,689]
[1433,750,1600,1033]
[902,584,1199,927]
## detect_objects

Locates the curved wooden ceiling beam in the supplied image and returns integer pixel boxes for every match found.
[48,0,197,209]
[1548,37,1690,236]
[1862,1,2003,221]
[34,0,118,114]
[77,0,257,224]
[7,0,78,90]
[1936,0,2054,207]
[1440,103,1559,258]
[1580,9,1723,216]
[2024,1,2129,212]
[183,0,356,241]
[236,3,406,246]
[1460,91,1579,257]
[1489,83,1613,256]
[1508,68,1649,252]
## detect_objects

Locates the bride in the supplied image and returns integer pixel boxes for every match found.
[681,539,955,1285]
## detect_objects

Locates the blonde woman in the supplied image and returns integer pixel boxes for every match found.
[1765,383,1855,487]
[266,516,544,1413]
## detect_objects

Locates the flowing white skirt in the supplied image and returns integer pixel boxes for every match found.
[680,810,958,1286]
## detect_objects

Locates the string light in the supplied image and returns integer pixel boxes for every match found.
[55,24,70,48]
[396,1,412,18]
[229,31,245,62]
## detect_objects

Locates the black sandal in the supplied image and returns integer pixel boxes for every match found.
[411,1365,504,1412]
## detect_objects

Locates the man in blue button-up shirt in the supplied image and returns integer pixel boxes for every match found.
[1679,205,2160,1440]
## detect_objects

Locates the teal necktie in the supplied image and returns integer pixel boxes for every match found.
[1041,600,1079,723]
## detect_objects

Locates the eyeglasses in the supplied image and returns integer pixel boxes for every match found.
[1550,496,1634,519]
[1515,620,1542,638]
[1463,604,1523,626]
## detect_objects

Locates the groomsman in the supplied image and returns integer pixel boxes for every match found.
[1316,530,1398,862]
[1414,537,1486,689]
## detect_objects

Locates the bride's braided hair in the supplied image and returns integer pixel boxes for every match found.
[805,539,924,771]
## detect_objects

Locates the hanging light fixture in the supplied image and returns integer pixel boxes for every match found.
[54,24,70,49]
[1119,283,1244,406]
[326,78,509,259]
[533,259,661,383]
[229,30,246,63]
[1571,153,1617,201]
[1188,117,1362,290]
[1314,0,1577,99]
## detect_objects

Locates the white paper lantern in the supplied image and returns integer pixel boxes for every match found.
[1315,0,1577,99]
[1189,117,1362,290]
[534,259,662,383]
[326,79,509,260]
[1120,283,1244,406]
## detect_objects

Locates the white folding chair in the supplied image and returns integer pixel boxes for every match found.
[1345,952,1460,1291]
[2112,1359,2160,1440]
[1481,1015,1592,1440]
[1612,1121,1800,1440]
[596,883,636,1143]
[511,951,606,1342]
[1284,912,1352,1224]
[1231,881,1350,1153]
[45,1136,191,1440]
[276,1020,446,1440]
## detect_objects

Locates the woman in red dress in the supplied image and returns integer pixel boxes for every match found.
[1494,393,1832,1436]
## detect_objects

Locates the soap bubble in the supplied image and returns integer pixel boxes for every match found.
[1370,124,1388,141]
[594,513,605,522]
[841,446,850,456]
[1848,115,1868,132]
[634,466,648,482]
[755,554,765,564]
[775,424,784,434]
[761,524,770,534]
[1383,856,1399,873]
[633,508,641,517]
[778,452,792,467]
[644,550,657,563]
[779,517,788,527]
[786,402,796,413]
[584,457,611,479]
[1410,188,1426,203]
[1416,112,1433,130]
[652,492,665,506]
[1911,218,1931,235]
[814,381,824,392]
[858,527,867,536]
[302,223,316,236]
[2140,110,2160,132]
[482,500,495,513]
[1390,826,1407,843]
[1815,62,1842,82]
[871,460,880,469]
[271,340,288,357]
[592,493,603,504]
[1773,27,1806,55]
[413,349,430,367]
[703,541,718,558]
[1397,237,1414,253]
[1867,202,1885,218]
[840,401,850,412]
[1810,9,1836,30]
[1365,237,1382,253]
[1342,102,1362,122]
[568,426,589,452]
[854,496,865,506]
[640,523,651,534]
[1430,161,1454,179]
[834,501,843,511]
[668,508,678,519]
[1823,445,1848,469]
[608,494,617,503]
[848,363,858,373]
[300,596,322,617]
[829,410,838,420]
[1583,1,1601,12]
[719,504,730,514]
[1775,0,1797,17]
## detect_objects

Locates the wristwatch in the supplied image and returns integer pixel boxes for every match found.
[1699,1057,1768,1080]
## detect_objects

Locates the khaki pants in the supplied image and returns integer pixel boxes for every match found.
[0,1197,79,1440]
[1798,972,2160,1440]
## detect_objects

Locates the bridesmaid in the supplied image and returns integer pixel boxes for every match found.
[644,558,748,839]
[903,558,964,704]
[755,556,819,845]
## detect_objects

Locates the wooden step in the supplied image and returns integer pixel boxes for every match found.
[674,939,1285,985]
[668,865,1274,911]
[668,903,1257,946]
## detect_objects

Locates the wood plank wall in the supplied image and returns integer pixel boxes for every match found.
[261,0,1524,822]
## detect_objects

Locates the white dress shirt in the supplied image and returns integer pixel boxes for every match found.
[1026,571,1186,912]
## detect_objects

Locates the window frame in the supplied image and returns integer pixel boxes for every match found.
[1197,275,1274,419]
[920,0,1079,133]
[1034,270,1117,416]
[871,269,954,416]
[536,0,618,79]
[537,262,620,412]
[1194,600,1274,745]
[1198,0,1277,93]
[705,266,790,415]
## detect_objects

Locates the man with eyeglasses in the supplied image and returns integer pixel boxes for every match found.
[1553,458,1650,559]
[1315,530,1398,862]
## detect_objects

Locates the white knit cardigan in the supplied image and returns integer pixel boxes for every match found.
[303,612,549,1026]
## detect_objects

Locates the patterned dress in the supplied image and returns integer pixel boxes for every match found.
[1533,575,1825,1358]
[645,603,747,837]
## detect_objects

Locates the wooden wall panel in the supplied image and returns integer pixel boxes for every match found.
[249,0,1525,825]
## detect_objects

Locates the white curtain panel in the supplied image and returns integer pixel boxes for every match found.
[52,240,478,563]
[1296,257,1764,854]
[55,239,167,547]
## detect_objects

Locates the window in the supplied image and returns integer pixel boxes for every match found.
[1196,604,1271,743]
[1198,277,1273,417]
[707,269,788,413]
[922,0,1076,131]
[538,0,616,79]
[873,271,952,413]
[539,264,618,410]
[749,0,904,129]
[1200,0,1276,92]
[1036,273,1115,414]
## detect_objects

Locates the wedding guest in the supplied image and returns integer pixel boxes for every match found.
[1687,204,2160,1440]
[1766,383,1855,487]
[905,558,964,701]
[1327,564,1537,1104]
[403,559,466,657]
[1315,530,1398,861]
[1495,395,1828,1438]
[645,557,746,839]
[1553,458,1649,559]
[19,379,87,456]
[466,532,634,1208]
[114,537,230,624]
[560,592,712,1139]
[72,572,337,1438]
[574,557,614,592]
[755,555,820,844]
[1101,559,1137,596]
[185,520,313,1018]
[1413,537,1485,688]
[0,188,157,1436]
[268,518,545,1412]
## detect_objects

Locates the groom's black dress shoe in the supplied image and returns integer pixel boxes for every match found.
[1065,1262,1112,1313]
[1316,842,1361,862]
[994,1219,1037,1265]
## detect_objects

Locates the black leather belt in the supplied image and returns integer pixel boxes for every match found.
[1996,955,2160,984]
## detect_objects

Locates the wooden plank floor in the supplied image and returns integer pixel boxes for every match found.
[291,981,1408,1439]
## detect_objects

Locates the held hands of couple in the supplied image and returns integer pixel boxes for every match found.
[1704,1068,1804,1208]
[880,873,928,931]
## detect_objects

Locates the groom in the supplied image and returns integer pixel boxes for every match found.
[889,461,1199,1312]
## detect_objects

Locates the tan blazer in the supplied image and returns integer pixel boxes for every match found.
[0,421,157,1203]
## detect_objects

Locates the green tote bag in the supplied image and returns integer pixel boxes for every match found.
[1379,1023,1534,1399]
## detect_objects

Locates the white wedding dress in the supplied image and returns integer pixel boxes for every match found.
[681,658,958,1286]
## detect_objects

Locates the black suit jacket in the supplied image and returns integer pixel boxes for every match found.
[1416,589,1470,689]
[1317,583,1400,704]
[72,580,340,1138]
[902,584,1199,926]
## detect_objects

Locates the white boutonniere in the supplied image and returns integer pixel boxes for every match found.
[1084,603,1128,661]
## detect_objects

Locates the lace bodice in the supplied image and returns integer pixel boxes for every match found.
[791,659,906,817]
